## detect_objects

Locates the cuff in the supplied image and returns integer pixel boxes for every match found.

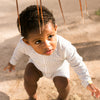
[81,80,93,88]
[9,59,16,66]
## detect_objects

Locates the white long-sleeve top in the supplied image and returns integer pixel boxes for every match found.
[10,35,92,87]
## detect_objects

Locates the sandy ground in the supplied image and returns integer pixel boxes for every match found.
[0,0,100,100]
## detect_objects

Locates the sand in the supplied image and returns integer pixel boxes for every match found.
[0,0,100,100]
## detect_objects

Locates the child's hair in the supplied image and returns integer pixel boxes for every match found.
[17,5,55,38]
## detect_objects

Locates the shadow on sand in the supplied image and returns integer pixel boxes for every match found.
[73,41,100,61]
[0,35,29,82]
[0,91,10,100]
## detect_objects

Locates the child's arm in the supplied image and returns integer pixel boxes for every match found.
[9,44,24,66]
[66,43,92,87]
[65,41,100,98]
[4,39,25,72]
[4,62,15,72]
[87,83,100,98]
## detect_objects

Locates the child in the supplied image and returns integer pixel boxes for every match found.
[4,5,100,100]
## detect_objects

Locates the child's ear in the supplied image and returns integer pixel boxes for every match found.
[23,38,30,45]
[55,24,57,32]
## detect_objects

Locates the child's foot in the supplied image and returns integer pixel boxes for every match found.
[57,97,68,100]
[29,97,36,100]
[57,97,62,100]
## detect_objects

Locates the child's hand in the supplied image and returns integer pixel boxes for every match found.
[87,83,100,98]
[4,63,15,72]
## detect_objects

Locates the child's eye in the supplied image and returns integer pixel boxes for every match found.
[48,35,54,39]
[35,40,41,45]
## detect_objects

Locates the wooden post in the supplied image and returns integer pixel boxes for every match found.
[40,0,44,27]
[16,0,21,33]
[79,0,83,18]
[58,0,66,24]
[36,0,41,34]
[85,0,89,16]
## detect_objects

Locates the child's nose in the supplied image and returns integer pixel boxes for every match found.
[43,40,51,48]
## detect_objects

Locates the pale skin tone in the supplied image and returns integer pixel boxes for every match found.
[4,22,100,99]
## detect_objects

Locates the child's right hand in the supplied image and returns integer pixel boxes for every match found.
[4,63,15,72]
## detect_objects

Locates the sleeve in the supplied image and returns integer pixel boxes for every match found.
[65,41,92,88]
[9,40,25,65]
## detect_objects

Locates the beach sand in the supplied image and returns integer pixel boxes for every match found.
[0,0,100,100]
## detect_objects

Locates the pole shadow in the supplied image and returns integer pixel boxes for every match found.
[0,91,10,100]
[73,41,100,61]
[0,35,29,82]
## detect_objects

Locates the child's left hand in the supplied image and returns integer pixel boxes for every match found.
[87,83,100,98]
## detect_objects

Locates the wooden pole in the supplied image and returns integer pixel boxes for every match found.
[85,0,89,16]
[36,0,41,34]
[40,0,44,27]
[16,0,21,33]
[58,0,66,24]
[79,0,83,18]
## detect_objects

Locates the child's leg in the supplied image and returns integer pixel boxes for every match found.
[53,76,70,100]
[24,63,43,100]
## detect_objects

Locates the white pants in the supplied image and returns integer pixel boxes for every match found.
[28,59,70,79]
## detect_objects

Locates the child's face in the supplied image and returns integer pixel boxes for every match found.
[23,22,57,55]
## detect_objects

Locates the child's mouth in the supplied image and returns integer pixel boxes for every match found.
[45,49,53,55]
